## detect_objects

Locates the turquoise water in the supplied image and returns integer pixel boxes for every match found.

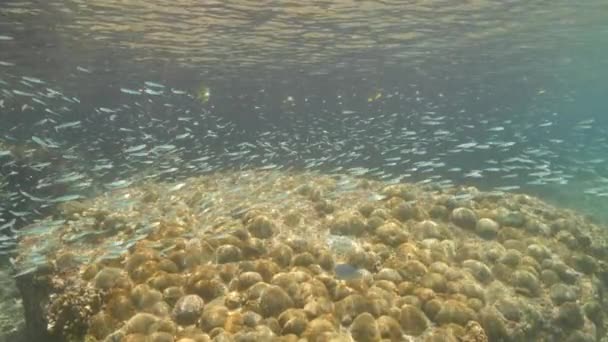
[1,1,608,341]
[1,0,608,231]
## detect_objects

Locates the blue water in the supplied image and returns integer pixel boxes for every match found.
[1,2,608,341]
[1,0,608,232]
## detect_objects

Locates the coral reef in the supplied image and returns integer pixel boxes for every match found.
[11,170,608,341]
[0,267,25,342]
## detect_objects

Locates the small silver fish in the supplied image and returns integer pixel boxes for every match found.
[144,81,165,88]
[120,88,141,95]
[105,179,132,189]
[54,120,82,131]
[125,144,147,153]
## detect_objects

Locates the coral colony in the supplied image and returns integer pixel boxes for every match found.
[13,170,608,341]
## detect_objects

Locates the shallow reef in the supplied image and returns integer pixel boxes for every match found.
[0,266,25,342]
[12,170,608,341]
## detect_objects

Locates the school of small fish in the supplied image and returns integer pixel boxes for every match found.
[1,63,608,258]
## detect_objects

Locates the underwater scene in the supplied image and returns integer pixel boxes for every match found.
[1,0,608,341]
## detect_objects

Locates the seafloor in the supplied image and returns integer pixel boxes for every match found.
[10,170,608,341]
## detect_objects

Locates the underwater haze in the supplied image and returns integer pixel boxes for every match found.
[1,0,607,225]
[1,0,608,341]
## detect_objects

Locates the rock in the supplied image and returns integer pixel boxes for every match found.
[375,268,403,283]
[399,304,429,336]
[124,313,159,335]
[291,252,316,267]
[190,278,226,302]
[434,299,477,326]
[106,293,135,321]
[316,250,335,271]
[123,333,149,342]
[155,318,177,335]
[150,332,175,342]
[149,272,183,292]
[242,238,267,258]
[281,315,308,336]
[382,185,418,201]
[526,244,550,261]
[425,329,458,342]
[224,291,243,310]
[467,298,484,311]
[242,310,263,327]
[329,211,366,236]
[358,203,376,217]
[375,221,408,246]
[420,273,447,293]
[422,299,443,321]
[199,305,229,331]
[450,208,478,229]
[429,262,450,274]
[88,312,116,340]
[346,250,380,272]
[236,272,263,291]
[482,244,505,263]
[233,324,275,341]
[336,294,380,321]
[216,244,242,263]
[478,307,508,341]
[367,215,385,231]
[301,317,336,340]
[259,285,294,318]
[491,263,512,282]
[278,309,308,336]
[172,294,205,325]
[269,243,293,268]
[460,281,485,302]
[430,205,449,220]
[499,249,521,267]
[144,303,170,322]
[444,266,463,281]
[557,231,579,249]
[391,202,417,222]
[549,284,577,305]
[376,315,402,340]
[564,331,595,342]
[313,199,335,215]
[494,298,522,322]
[540,269,560,286]
[246,215,276,239]
[502,239,526,252]
[402,260,428,279]
[94,267,128,290]
[555,302,585,330]
[350,312,380,342]
[401,295,422,308]
[462,260,493,284]
[292,279,330,306]
[462,321,489,342]
[497,210,525,228]
[552,262,579,284]
[131,284,162,310]
[413,220,445,240]
[475,218,499,239]
[511,270,541,297]
[571,254,597,274]
[303,296,335,318]
[519,255,541,273]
